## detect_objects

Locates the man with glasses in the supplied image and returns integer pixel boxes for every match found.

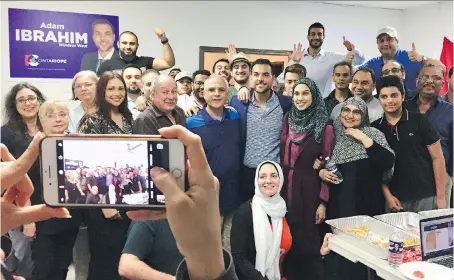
[331,68,383,123]
[406,63,453,208]
[357,26,442,94]
[381,60,417,100]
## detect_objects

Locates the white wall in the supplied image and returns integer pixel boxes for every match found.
[400,1,453,59]
[0,1,404,107]
[1,1,450,120]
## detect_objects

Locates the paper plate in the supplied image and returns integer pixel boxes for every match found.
[398,261,454,280]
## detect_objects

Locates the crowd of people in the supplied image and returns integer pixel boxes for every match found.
[63,166,148,205]
[1,20,453,280]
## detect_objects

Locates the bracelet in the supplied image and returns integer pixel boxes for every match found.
[161,38,169,45]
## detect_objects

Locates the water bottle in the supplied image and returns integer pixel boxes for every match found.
[325,157,343,184]
[388,231,404,267]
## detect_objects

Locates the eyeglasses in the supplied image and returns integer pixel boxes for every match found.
[15,95,38,105]
[46,112,68,119]
[74,83,95,90]
[382,68,401,76]
[341,107,363,118]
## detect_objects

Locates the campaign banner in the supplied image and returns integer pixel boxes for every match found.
[8,8,119,79]
[64,159,84,170]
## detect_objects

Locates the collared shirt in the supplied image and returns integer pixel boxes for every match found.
[128,96,142,120]
[277,48,365,98]
[186,107,241,213]
[405,95,453,176]
[324,89,353,115]
[243,93,283,168]
[133,104,186,135]
[96,48,115,72]
[357,49,423,93]
[372,109,440,201]
[330,96,383,123]
[191,94,205,110]
[68,102,85,133]
[177,93,195,112]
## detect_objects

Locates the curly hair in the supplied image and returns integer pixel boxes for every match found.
[4,82,45,138]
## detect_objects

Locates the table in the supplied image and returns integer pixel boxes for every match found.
[328,235,407,280]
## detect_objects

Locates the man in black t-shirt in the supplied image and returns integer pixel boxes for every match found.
[118,219,183,279]
[372,75,446,212]
[97,28,175,76]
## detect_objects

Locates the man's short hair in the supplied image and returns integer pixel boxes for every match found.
[251,59,274,75]
[308,22,325,36]
[170,68,181,73]
[142,69,160,77]
[333,61,353,75]
[376,75,405,96]
[193,70,211,80]
[449,66,453,78]
[212,59,230,73]
[284,64,307,79]
[122,64,142,76]
[150,74,175,93]
[418,63,446,79]
[92,19,114,33]
[381,60,405,73]
[353,67,376,84]
[119,31,139,44]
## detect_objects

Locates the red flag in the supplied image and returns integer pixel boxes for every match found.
[440,37,453,95]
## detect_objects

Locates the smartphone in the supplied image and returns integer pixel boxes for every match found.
[40,135,185,209]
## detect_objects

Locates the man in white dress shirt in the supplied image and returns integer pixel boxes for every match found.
[277,22,365,98]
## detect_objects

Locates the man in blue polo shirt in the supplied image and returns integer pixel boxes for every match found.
[186,74,241,251]
[357,26,441,93]
[406,63,453,208]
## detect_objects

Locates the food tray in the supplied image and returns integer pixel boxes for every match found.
[326,215,420,259]
[418,208,454,219]
[373,212,421,237]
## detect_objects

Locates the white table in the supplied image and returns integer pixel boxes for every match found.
[328,235,407,280]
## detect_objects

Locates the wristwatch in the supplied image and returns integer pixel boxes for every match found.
[161,38,169,45]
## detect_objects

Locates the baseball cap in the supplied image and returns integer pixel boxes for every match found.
[175,71,193,82]
[230,52,250,69]
[376,26,398,40]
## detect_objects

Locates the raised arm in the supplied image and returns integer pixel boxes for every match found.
[151,28,175,71]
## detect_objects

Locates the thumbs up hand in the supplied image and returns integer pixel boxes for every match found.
[408,42,423,62]
[343,36,354,51]
[345,43,355,63]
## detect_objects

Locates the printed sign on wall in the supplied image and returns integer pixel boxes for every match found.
[9,8,119,79]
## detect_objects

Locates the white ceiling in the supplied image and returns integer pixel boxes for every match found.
[312,1,440,10]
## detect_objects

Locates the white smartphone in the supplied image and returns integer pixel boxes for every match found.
[40,135,185,209]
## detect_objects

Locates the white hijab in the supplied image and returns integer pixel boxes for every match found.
[252,161,287,280]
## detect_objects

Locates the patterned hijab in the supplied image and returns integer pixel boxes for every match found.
[289,77,329,143]
[330,97,394,182]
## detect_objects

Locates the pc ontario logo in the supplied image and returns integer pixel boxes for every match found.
[24,54,39,67]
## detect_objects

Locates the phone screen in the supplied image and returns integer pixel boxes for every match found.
[55,139,169,206]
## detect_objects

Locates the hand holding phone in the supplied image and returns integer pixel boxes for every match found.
[127,125,225,280]
[40,134,185,209]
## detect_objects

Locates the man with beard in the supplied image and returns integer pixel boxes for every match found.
[357,26,443,93]
[406,64,453,208]
[324,61,353,114]
[331,68,383,122]
[213,58,232,85]
[97,28,175,76]
[80,19,116,72]
[122,64,144,120]
[230,59,292,202]
[192,70,211,109]
[228,53,251,101]
[133,75,186,135]
[277,22,365,98]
